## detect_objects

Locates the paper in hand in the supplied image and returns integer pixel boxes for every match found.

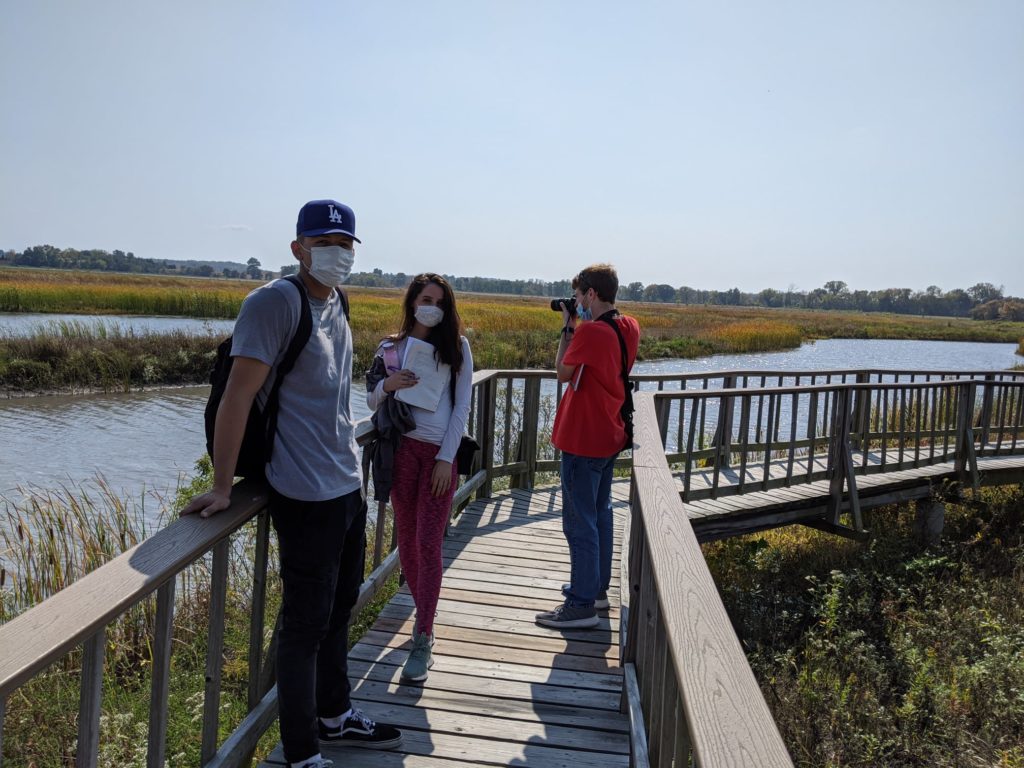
[396,337,450,412]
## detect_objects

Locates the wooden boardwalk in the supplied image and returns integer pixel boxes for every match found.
[681,446,1024,541]
[259,486,632,768]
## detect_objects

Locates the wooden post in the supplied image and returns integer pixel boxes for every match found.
[978,373,995,447]
[76,628,105,768]
[147,581,176,768]
[712,375,736,469]
[477,377,497,499]
[247,511,270,709]
[202,539,230,765]
[826,389,849,525]
[521,377,541,489]
[373,501,387,567]
[850,372,870,451]
[955,382,980,491]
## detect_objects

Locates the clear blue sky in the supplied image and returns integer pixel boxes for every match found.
[2,1,1021,295]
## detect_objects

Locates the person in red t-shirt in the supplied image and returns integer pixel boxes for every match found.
[536,264,640,630]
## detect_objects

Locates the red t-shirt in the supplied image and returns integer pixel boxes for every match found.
[551,314,640,458]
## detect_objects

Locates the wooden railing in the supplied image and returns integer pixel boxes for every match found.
[622,392,793,767]
[1,368,1021,767]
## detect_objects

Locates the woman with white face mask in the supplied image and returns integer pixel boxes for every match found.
[365,273,473,683]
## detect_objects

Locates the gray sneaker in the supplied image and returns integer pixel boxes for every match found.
[562,584,610,610]
[401,632,434,681]
[535,602,599,629]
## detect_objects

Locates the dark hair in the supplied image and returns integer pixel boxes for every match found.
[394,273,464,371]
[572,263,619,303]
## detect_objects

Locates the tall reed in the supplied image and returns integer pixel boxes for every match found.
[0,462,398,766]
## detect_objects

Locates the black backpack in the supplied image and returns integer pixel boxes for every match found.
[596,310,635,451]
[204,275,349,478]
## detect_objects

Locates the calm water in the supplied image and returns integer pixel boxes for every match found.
[0,338,1019,511]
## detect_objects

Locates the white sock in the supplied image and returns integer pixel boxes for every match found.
[292,754,322,768]
[320,709,352,729]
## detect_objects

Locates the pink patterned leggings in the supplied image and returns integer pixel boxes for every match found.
[390,436,458,636]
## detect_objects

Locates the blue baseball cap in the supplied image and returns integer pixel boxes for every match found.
[295,199,361,242]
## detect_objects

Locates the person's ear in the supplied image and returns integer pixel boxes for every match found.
[290,240,304,262]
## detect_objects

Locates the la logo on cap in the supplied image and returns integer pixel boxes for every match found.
[328,205,344,224]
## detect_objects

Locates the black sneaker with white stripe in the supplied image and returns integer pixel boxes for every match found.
[319,709,402,750]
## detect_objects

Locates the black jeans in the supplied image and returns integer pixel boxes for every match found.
[269,486,367,764]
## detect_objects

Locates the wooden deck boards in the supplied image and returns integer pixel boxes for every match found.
[258,486,630,768]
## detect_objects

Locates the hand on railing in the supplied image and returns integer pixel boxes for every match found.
[180,489,232,519]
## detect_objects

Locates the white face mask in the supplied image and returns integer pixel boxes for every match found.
[303,245,355,286]
[414,305,444,328]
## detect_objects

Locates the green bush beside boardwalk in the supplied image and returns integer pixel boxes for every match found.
[705,484,1024,767]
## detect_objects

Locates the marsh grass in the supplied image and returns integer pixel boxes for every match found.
[0,459,399,767]
[4,267,1024,396]
[704,485,1024,767]
[0,321,219,393]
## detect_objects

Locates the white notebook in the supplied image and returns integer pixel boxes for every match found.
[395,337,450,412]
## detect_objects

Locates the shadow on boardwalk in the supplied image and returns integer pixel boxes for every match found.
[258,483,631,767]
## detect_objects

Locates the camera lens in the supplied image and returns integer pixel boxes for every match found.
[550,297,577,312]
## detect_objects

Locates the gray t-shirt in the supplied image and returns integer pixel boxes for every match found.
[230,278,361,501]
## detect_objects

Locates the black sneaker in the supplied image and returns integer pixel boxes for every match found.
[319,709,403,750]
[562,584,610,610]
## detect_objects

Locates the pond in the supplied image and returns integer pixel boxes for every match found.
[1,338,1019,514]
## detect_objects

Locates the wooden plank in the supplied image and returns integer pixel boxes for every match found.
[387,593,620,632]
[337,699,629,754]
[349,678,629,731]
[357,631,622,676]
[348,647,618,696]
[347,658,621,711]
[368,616,620,660]
[264,726,631,767]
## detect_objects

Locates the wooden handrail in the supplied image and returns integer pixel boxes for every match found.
[625,392,793,766]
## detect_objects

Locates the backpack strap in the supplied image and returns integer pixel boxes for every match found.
[336,287,350,320]
[596,309,631,387]
[263,275,315,462]
[596,310,635,444]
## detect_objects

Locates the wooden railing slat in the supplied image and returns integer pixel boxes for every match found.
[76,628,105,768]
[201,539,230,764]
[247,511,270,710]
[147,580,176,768]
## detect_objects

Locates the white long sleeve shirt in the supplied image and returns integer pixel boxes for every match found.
[366,335,473,464]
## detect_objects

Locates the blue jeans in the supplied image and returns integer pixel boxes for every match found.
[560,451,617,607]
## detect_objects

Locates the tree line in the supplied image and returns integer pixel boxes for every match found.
[347,270,1020,320]
[2,245,272,280]
[3,246,1020,320]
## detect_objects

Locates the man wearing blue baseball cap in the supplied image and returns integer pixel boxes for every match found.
[184,200,402,768]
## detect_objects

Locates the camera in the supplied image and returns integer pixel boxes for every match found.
[550,297,577,313]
